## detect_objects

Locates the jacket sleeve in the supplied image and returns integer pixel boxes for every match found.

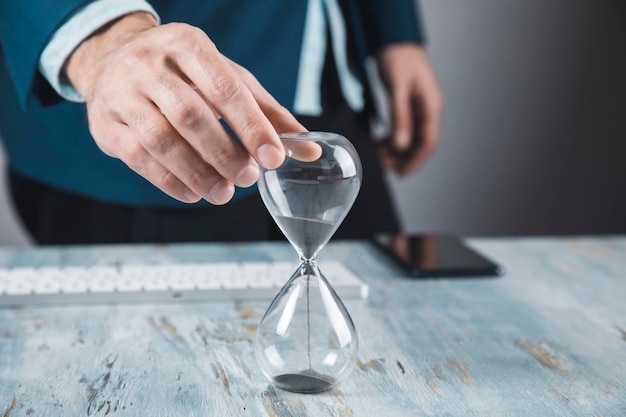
[360,0,425,54]
[0,0,89,108]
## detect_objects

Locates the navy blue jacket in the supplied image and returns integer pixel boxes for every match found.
[0,0,423,207]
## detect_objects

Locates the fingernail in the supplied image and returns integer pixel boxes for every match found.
[257,144,284,169]
[235,163,259,188]
[395,130,411,150]
[209,180,235,205]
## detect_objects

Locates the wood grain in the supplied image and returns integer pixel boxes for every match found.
[1,237,625,416]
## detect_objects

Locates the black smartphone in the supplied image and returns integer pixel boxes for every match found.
[373,234,504,278]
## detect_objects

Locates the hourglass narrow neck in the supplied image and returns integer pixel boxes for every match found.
[295,244,322,262]
[299,256,318,266]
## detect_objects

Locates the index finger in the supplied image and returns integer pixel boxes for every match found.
[179,35,285,169]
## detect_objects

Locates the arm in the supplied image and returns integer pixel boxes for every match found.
[360,0,425,52]
[64,12,305,204]
[0,0,86,107]
[361,0,443,176]
[376,43,443,176]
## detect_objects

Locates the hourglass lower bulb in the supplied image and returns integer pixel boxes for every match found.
[255,132,362,393]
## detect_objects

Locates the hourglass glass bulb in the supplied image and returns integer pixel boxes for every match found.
[255,132,363,393]
[255,260,358,393]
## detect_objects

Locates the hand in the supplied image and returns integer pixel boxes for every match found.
[376,43,443,176]
[65,12,306,205]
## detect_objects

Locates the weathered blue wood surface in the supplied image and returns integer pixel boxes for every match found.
[1,237,625,416]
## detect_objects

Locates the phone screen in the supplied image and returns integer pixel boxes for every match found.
[373,234,504,278]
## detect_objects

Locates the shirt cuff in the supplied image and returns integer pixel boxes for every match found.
[39,0,160,103]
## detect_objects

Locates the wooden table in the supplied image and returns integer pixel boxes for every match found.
[1,237,625,416]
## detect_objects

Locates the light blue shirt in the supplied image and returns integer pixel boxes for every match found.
[293,0,364,115]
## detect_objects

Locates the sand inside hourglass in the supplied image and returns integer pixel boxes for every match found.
[272,369,336,393]
[273,216,337,259]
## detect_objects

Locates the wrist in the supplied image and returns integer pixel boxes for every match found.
[65,12,158,101]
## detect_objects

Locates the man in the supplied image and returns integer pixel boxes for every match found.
[0,0,442,244]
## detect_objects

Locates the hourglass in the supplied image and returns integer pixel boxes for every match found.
[255,131,362,393]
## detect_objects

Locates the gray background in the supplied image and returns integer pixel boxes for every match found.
[1,0,625,247]
[388,0,626,236]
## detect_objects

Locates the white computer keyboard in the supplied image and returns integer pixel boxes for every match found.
[0,261,368,306]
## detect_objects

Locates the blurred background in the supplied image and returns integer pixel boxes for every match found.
[1,0,625,247]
